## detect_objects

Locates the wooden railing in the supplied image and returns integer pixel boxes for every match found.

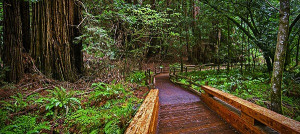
[153,66,169,74]
[201,85,300,134]
[169,63,256,76]
[169,71,300,134]
[125,89,159,134]
[169,64,225,75]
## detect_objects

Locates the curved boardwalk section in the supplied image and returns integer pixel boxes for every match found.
[155,73,237,134]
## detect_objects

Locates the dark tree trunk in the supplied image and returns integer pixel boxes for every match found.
[31,0,83,82]
[20,0,31,53]
[227,17,230,72]
[3,0,24,83]
[151,0,156,9]
[270,0,290,114]
[296,35,300,66]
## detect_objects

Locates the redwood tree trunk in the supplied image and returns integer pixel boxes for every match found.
[31,0,83,81]
[20,0,31,53]
[3,0,24,83]
[270,0,290,114]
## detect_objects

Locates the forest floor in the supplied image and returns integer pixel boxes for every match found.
[0,53,155,133]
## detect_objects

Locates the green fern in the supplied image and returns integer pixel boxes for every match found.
[36,87,81,118]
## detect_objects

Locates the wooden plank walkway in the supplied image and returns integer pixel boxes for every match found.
[155,73,238,134]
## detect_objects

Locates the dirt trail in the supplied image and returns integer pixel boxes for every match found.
[155,73,238,134]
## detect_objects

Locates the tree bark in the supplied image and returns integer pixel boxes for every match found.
[296,35,300,67]
[227,17,230,72]
[31,0,83,82]
[270,0,290,114]
[3,0,24,83]
[20,0,31,53]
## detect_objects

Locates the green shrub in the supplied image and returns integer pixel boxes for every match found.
[66,108,105,133]
[89,82,127,105]
[1,93,38,113]
[36,87,81,118]
[127,71,146,86]
[67,81,141,134]
[0,109,8,128]
[0,115,50,134]
[67,97,140,134]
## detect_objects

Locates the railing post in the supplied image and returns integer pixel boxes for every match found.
[148,70,150,84]
[205,81,208,86]
[185,66,187,75]
[173,68,175,75]
[145,70,149,85]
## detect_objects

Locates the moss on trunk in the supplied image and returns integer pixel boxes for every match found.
[270,0,290,114]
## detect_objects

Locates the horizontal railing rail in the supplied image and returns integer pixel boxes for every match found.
[201,85,300,134]
[169,63,249,76]
[169,63,223,74]
[125,89,159,134]
[169,75,300,133]
[169,67,300,134]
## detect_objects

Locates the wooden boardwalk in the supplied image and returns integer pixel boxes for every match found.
[126,66,300,134]
[155,74,238,134]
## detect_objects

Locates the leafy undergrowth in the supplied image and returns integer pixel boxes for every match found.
[0,71,149,134]
[173,68,300,121]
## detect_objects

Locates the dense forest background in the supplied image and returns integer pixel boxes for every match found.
[0,0,299,133]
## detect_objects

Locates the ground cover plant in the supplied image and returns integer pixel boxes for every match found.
[0,75,148,133]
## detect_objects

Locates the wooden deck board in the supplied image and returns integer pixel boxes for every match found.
[155,74,238,134]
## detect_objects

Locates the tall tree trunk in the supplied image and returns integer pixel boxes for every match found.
[296,35,300,67]
[226,7,231,72]
[3,0,24,83]
[20,0,31,53]
[31,0,83,82]
[241,20,244,74]
[270,0,290,114]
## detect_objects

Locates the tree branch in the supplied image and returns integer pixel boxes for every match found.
[264,0,279,11]
[246,1,260,35]
[289,13,300,35]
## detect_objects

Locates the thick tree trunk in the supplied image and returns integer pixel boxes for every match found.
[270,0,290,114]
[20,0,31,53]
[31,0,83,81]
[3,0,24,83]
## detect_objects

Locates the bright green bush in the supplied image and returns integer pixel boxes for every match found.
[0,115,50,134]
[67,97,140,134]
[127,71,147,86]
[66,81,142,133]
[36,87,81,118]
[89,82,127,105]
